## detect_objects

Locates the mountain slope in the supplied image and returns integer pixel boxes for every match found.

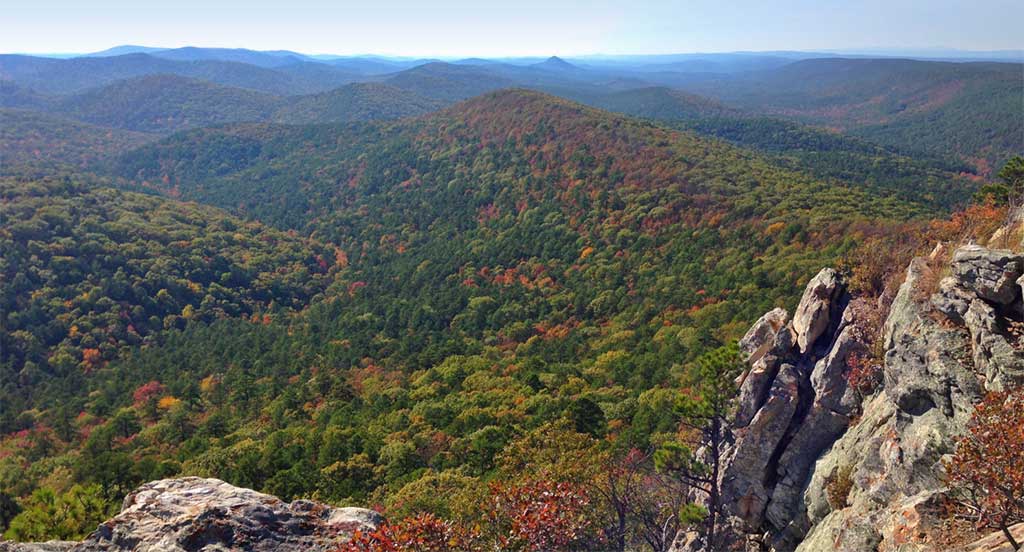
[0,108,153,171]
[382,62,516,101]
[566,85,743,120]
[113,89,956,231]
[0,80,53,110]
[53,74,283,133]
[678,58,1024,173]
[0,176,339,427]
[272,82,445,123]
[0,53,355,95]
[147,46,311,67]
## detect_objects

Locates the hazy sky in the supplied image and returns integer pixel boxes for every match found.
[3,0,1022,56]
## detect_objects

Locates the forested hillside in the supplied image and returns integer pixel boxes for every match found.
[0,53,358,95]
[0,177,339,431]
[0,109,153,170]
[271,82,445,123]
[4,51,1018,179]
[52,74,282,133]
[0,90,973,545]
[675,58,1024,173]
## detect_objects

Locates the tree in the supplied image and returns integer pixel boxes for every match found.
[568,397,606,437]
[340,479,601,552]
[655,343,743,549]
[975,156,1024,213]
[341,513,475,552]
[484,479,603,552]
[0,492,20,534]
[3,485,111,542]
[945,389,1024,550]
[597,449,694,552]
[999,156,1024,204]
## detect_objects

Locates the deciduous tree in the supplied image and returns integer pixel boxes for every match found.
[945,390,1024,550]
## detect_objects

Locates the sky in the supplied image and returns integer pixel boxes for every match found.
[2,0,1022,57]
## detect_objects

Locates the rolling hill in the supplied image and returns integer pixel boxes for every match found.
[144,46,312,67]
[0,53,358,95]
[272,82,445,123]
[0,174,339,427]
[113,89,947,232]
[52,74,283,132]
[0,108,153,171]
[0,79,54,110]
[677,58,1024,173]
[564,85,743,121]
[381,62,517,101]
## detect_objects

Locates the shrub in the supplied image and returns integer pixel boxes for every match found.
[944,390,1024,550]
[825,465,854,510]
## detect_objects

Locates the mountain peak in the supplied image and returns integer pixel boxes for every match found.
[84,44,167,57]
[532,55,578,71]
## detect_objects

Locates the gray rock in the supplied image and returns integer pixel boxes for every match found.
[734,326,794,428]
[964,298,1024,391]
[952,245,1024,305]
[800,250,985,552]
[739,308,790,364]
[48,477,382,551]
[931,276,973,323]
[675,245,1022,551]
[809,322,864,417]
[764,403,848,532]
[795,508,882,552]
[720,364,801,530]
[792,269,842,354]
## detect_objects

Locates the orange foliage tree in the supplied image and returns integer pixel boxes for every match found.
[945,390,1024,550]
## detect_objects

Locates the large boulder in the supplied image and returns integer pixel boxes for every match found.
[739,308,789,364]
[792,269,843,354]
[951,245,1024,305]
[964,298,1024,390]
[704,244,1024,551]
[734,324,794,428]
[2,478,384,552]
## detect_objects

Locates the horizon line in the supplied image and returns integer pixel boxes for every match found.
[5,44,1023,60]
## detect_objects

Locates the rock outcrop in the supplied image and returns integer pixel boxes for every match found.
[0,478,382,552]
[678,243,1024,551]
[700,267,863,551]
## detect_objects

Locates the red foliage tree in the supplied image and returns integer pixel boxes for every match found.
[486,479,602,551]
[340,513,473,552]
[945,390,1024,550]
[132,381,165,406]
[338,480,601,552]
[132,380,166,418]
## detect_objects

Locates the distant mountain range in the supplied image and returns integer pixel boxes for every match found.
[17,44,1023,64]
[1,46,1020,173]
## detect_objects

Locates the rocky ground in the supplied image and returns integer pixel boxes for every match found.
[0,477,382,551]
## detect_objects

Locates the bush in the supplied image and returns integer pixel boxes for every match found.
[825,465,854,510]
